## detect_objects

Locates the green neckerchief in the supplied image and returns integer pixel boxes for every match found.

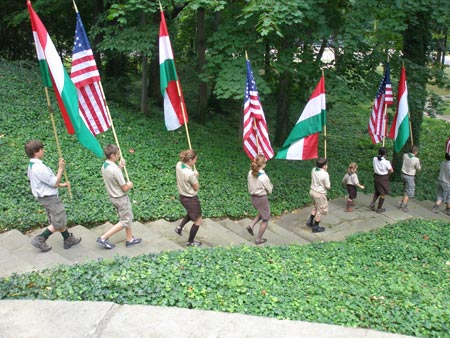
[408,153,415,158]
[181,163,193,171]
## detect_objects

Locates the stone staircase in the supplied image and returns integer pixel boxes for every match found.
[1,193,449,278]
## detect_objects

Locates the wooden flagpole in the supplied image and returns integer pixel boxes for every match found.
[72,0,130,182]
[44,87,72,200]
[322,69,327,159]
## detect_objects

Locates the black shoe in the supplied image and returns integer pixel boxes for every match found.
[174,226,183,236]
[312,226,325,233]
[186,240,202,247]
[306,220,313,227]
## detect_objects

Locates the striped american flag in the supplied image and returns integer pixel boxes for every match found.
[71,13,110,135]
[368,63,393,144]
[243,59,274,160]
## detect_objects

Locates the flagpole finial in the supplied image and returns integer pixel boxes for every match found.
[245,50,248,61]
[72,0,79,13]
[159,1,163,12]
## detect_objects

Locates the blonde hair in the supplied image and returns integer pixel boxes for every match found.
[251,154,266,177]
[179,149,197,163]
[347,162,358,174]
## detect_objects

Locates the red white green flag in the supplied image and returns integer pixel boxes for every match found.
[27,1,103,158]
[276,77,326,160]
[389,66,409,153]
[159,9,187,131]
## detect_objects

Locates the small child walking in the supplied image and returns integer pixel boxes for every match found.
[342,162,365,212]
[97,144,141,249]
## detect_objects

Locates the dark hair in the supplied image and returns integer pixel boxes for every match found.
[377,147,387,161]
[25,140,44,158]
[104,144,119,159]
[316,157,328,168]
[445,153,450,161]
[411,145,419,154]
[251,154,266,177]
[179,149,197,163]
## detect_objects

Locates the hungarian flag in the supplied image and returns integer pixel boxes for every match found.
[389,66,409,153]
[368,63,394,144]
[159,9,187,131]
[243,59,274,160]
[27,1,103,158]
[276,76,326,160]
[71,12,111,136]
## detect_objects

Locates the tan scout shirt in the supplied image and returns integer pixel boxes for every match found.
[401,153,421,176]
[342,172,360,186]
[247,170,273,196]
[310,167,330,195]
[176,161,198,197]
[102,160,127,198]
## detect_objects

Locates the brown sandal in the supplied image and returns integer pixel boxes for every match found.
[255,238,267,245]
[246,226,254,236]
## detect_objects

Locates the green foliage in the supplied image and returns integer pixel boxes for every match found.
[1,219,449,337]
[0,59,448,233]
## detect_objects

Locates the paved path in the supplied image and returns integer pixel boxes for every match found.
[1,193,448,338]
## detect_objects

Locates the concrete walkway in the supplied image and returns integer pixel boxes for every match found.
[1,192,448,338]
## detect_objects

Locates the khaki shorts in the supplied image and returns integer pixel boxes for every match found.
[38,195,67,230]
[310,189,328,218]
[110,195,133,227]
[401,173,416,198]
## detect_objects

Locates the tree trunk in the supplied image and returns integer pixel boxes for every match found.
[139,12,148,114]
[275,70,290,146]
[140,54,149,114]
[197,7,208,125]
[391,11,431,171]
[93,0,104,72]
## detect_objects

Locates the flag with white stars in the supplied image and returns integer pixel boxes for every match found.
[243,59,273,160]
[71,12,110,135]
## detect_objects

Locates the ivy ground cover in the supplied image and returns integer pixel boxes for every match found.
[1,219,449,337]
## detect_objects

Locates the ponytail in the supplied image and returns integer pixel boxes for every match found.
[251,154,266,177]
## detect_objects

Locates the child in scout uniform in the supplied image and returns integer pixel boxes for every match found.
[306,158,330,233]
[97,144,141,249]
[25,140,81,252]
[399,145,421,212]
[342,162,365,212]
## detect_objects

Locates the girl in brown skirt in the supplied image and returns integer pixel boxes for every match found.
[246,154,273,245]
[370,147,393,213]
[174,149,202,247]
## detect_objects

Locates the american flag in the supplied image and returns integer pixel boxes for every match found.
[71,13,110,135]
[368,63,393,144]
[243,59,274,160]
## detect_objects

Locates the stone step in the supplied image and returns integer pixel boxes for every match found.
[0,229,71,274]
[0,247,35,278]
[89,221,181,258]
[227,217,311,246]
[144,219,193,248]
[27,225,108,265]
[194,218,250,247]
[2,192,450,278]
